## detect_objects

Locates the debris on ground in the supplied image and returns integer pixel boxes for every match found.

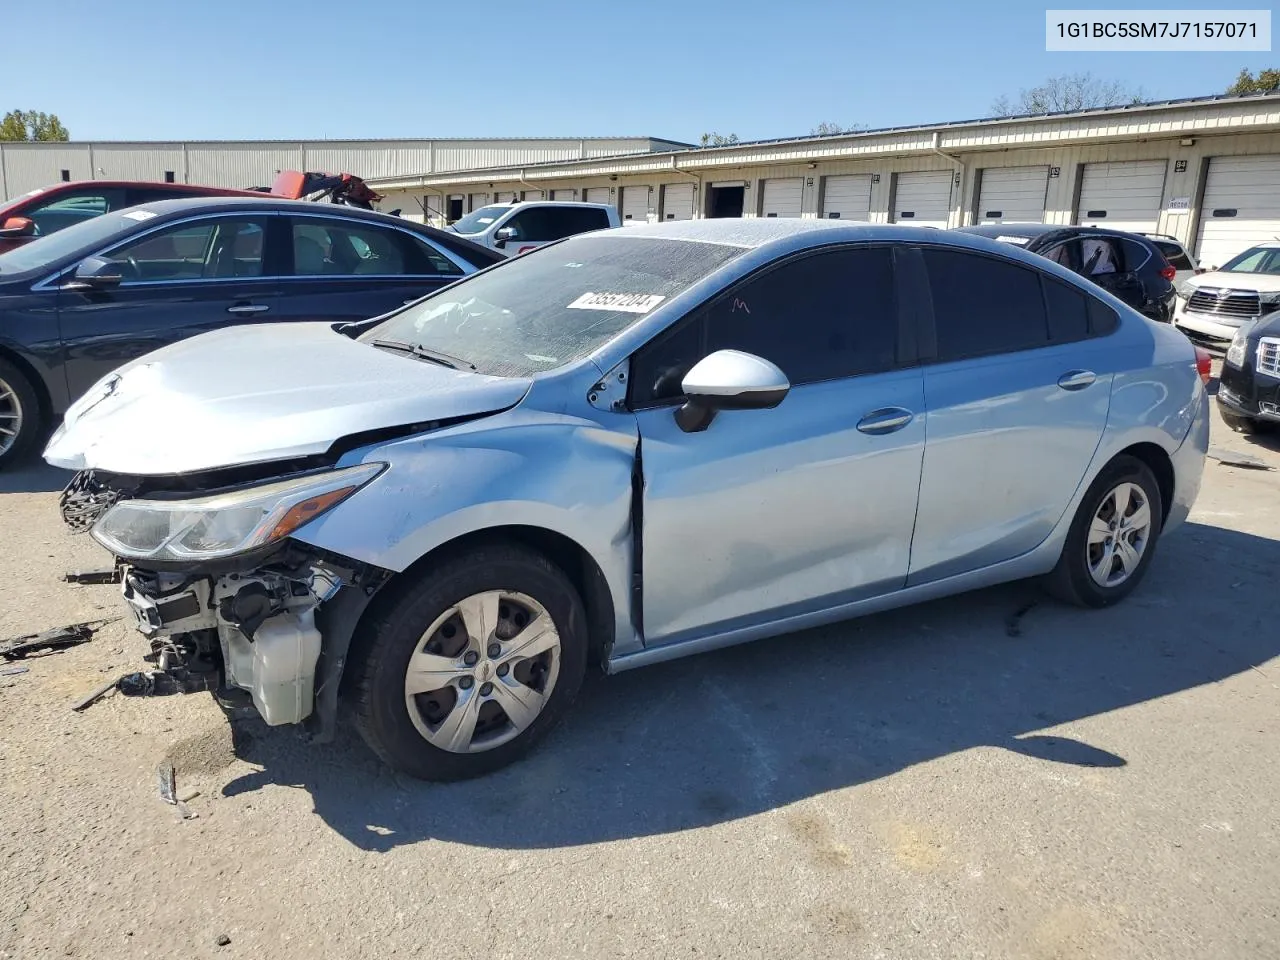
[63,567,123,585]
[70,677,122,712]
[215,933,231,947]
[0,665,30,677]
[119,670,219,697]
[1208,446,1273,470]
[0,619,116,660]
[157,762,177,804]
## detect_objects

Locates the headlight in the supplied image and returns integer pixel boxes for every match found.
[91,463,384,562]
[1225,323,1253,368]
[1176,280,1197,299]
[1259,291,1280,308]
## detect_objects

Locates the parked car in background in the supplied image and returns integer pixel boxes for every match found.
[0,180,267,253]
[1172,242,1280,346]
[0,196,502,467]
[45,220,1208,781]
[955,224,1177,323]
[445,200,620,255]
[1218,308,1280,434]
[1141,233,1202,285]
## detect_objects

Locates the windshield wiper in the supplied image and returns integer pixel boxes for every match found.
[371,338,475,371]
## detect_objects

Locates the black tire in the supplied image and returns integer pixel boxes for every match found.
[0,357,41,470]
[1219,406,1271,436]
[1046,455,1163,608]
[351,542,588,781]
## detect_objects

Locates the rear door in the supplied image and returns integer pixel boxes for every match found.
[907,247,1114,584]
[56,213,280,401]
[273,214,468,323]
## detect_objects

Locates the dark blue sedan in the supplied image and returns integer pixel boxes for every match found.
[0,197,503,467]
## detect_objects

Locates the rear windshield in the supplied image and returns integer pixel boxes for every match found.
[361,234,745,378]
[1152,240,1193,271]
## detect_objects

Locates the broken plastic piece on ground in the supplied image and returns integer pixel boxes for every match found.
[118,670,219,697]
[70,677,121,712]
[0,619,115,660]
[63,567,123,585]
[1207,446,1272,470]
[0,665,30,677]
[157,762,177,804]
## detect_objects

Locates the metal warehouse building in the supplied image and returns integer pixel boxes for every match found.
[369,93,1280,269]
[0,135,689,204]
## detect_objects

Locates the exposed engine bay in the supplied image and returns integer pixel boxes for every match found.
[60,467,390,737]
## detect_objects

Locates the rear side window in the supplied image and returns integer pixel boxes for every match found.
[402,234,463,275]
[1153,240,1193,271]
[1119,238,1153,272]
[1087,298,1120,335]
[1043,277,1089,343]
[922,249,1048,360]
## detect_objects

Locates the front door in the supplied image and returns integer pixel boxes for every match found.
[56,214,279,402]
[629,245,926,645]
[907,246,1113,584]
[273,215,467,323]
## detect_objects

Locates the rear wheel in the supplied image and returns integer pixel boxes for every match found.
[1046,455,1162,608]
[0,358,41,470]
[351,543,588,781]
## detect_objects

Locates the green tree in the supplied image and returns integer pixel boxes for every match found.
[0,110,70,141]
[810,121,867,136]
[1226,67,1280,95]
[991,73,1145,117]
[699,132,739,147]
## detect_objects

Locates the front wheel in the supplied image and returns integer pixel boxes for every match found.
[1046,455,1163,608]
[0,358,41,470]
[351,543,588,780]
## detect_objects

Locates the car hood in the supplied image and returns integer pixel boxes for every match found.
[44,322,532,476]
[1182,271,1280,294]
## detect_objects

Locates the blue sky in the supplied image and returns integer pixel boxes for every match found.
[8,0,1276,143]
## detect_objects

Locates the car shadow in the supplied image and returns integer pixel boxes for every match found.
[221,521,1278,852]
[0,451,71,494]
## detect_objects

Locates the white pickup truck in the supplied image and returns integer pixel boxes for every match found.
[444,201,621,256]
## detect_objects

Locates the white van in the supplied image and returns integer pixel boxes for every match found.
[444,201,621,256]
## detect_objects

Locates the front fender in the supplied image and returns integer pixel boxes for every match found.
[292,405,642,656]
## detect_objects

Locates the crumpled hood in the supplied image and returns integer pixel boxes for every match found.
[44,322,531,475]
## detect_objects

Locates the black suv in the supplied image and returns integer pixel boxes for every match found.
[1218,310,1280,434]
[956,224,1177,323]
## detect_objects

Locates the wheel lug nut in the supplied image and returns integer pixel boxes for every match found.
[479,681,493,696]
[458,676,474,690]
[496,663,509,677]
[463,651,479,666]
[487,643,501,658]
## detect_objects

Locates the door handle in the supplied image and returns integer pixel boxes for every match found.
[227,303,270,315]
[856,407,914,435]
[1057,370,1096,391]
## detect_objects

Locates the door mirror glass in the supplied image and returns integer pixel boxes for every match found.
[675,349,790,433]
[66,256,124,290]
[0,216,35,238]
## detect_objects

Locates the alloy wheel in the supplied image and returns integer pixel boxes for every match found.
[0,376,23,457]
[403,590,561,753]
[1086,481,1152,588]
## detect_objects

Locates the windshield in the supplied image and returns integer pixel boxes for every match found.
[0,208,148,275]
[360,233,745,377]
[450,205,510,235]
[1218,246,1280,275]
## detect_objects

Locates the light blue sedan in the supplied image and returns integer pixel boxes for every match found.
[47,219,1210,780]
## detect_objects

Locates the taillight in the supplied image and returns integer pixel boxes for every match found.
[1160,264,1177,281]
[1194,345,1213,384]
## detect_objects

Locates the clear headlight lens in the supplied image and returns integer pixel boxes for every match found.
[91,462,384,562]
[1259,291,1280,308]
[1225,324,1252,368]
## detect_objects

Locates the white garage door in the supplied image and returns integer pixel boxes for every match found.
[761,178,803,218]
[892,171,952,227]
[551,189,576,201]
[469,193,488,211]
[1195,155,1280,269]
[496,191,517,203]
[977,166,1049,224]
[585,187,610,206]
[663,183,695,220]
[621,186,650,222]
[1076,160,1167,232]
[822,175,872,220]
[522,190,544,201]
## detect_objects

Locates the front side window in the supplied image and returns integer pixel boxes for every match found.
[1219,247,1280,275]
[361,234,744,378]
[923,248,1049,360]
[107,217,266,282]
[630,247,899,405]
[26,190,125,237]
[291,220,405,276]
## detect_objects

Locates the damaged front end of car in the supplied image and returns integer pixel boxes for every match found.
[61,461,392,740]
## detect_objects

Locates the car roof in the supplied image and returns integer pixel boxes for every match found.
[120,195,429,226]
[956,223,1062,239]
[480,200,613,209]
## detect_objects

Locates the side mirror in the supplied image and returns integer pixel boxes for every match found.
[0,216,35,239]
[493,226,517,249]
[62,256,124,292]
[674,349,790,433]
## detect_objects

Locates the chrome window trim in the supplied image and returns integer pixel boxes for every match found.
[285,210,474,277]
[33,210,280,292]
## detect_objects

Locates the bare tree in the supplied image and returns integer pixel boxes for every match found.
[809,121,866,136]
[990,73,1146,117]
[699,132,740,147]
